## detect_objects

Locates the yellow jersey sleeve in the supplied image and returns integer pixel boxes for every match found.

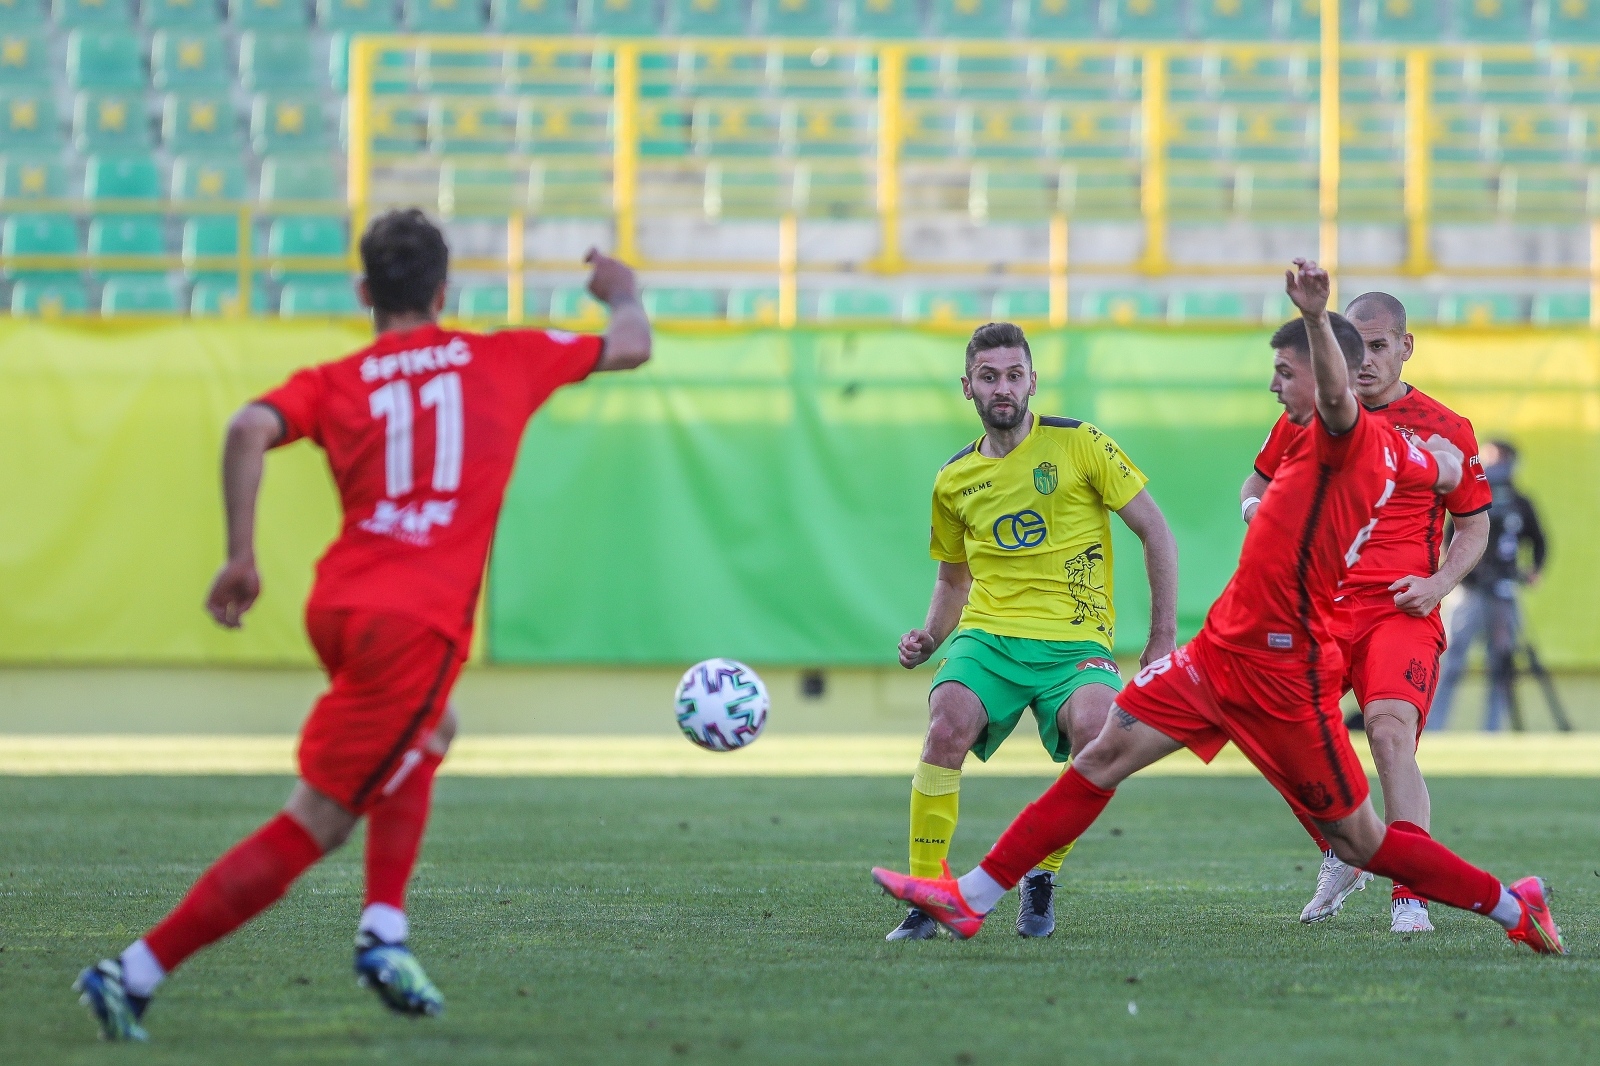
[1079,424,1148,512]
[929,480,967,563]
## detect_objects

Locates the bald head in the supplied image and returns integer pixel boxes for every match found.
[1345,291,1407,333]
[1342,291,1413,404]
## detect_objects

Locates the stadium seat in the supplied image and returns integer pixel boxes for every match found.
[87,215,164,266]
[1437,292,1523,326]
[666,0,750,33]
[142,0,220,27]
[1023,0,1102,37]
[1547,0,1600,40]
[171,155,247,200]
[642,287,721,319]
[0,0,48,27]
[2,213,79,276]
[1106,0,1184,38]
[84,153,162,199]
[0,32,48,88]
[404,0,488,30]
[182,214,255,262]
[1078,289,1163,323]
[268,216,347,280]
[548,286,608,326]
[74,92,151,151]
[0,156,67,199]
[577,0,659,34]
[239,32,321,92]
[231,0,312,29]
[991,289,1050,319]
[190,276,272,315]
[845,0,922,36]
[101,276,179,314]
[816,289,897,320]
[279,279,361,317]
[151,30,233,91]
[162,93,239,152]
[67,31,145,91]
[1283,0,1348,40]
[903,289,984,322]
[490,0,578,31]
[2,92,59,150]
[456,283,509,319]
[53,0,133,28]
[752,0,836,35]
[1190,0,1273,38]
[1167,291,1252,323]
[1362,0,1440,40]
[726,286,780,323]
[259,155,340,200]
[250,94,327,153]
[928,0,1013,37]
[317,0,398,29]
[428,99,519,154]
[12,277,91,315]
[1457,0,1531,41]
[1532,292,1589,324]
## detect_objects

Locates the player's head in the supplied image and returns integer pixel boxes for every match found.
[962,322,1035,432]
[358,209,450,328]
[1268,313,1365,426]
[1343,291,1414,402]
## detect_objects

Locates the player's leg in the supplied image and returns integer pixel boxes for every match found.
[360,704,457,947]
[1364,697,1434,931]
[1296,614,1371,922]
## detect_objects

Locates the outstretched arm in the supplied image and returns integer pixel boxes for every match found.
[1116,489,1179,666]
[898,561,973,669]
[1240,470,1270,524]
[1285,258,1358,434]
[585,249,652,373]
[206,403,283,628]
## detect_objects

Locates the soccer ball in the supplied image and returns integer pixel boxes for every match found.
[674,659,769,752]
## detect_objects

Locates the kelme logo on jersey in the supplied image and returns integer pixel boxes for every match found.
[1033,462,1058,494]
[993,510,1047,550]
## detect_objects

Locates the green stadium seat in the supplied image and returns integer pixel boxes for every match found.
[903,289,984,322]
[12,278,91,315]
[88,214,164,265]
[726,286,779,323]
[577,0,658,33]
[816,289,896,320]
[0,156,66,198]
[1191,0,1272,38]
[239,32,320,92]
[190,276,272,315]
[428,99,519,154]
[182,214,254,266]
[250,93,327,153]
[1107,0,1183,37]
[2,213,79,277]
[1078,289,1163,323]
[549,285,608,326]
[1532,292,1589,324]
[102,276,179,314]
[84,153,162,199]
[991,289,1050,319]
[172,155,247,200]
[1,92,59,150]
[1284,0,1352,40]
[642,287,721,320]
[231,0,311,29]
[1457,0,1530,41]
[151,30,231,91]
[1437,292,1523,326]
[665,0,750,33]
[259,155,339,200]
[929,0,1012,37]
[752,0,836,34]
[490,0,577,31]
[74,92,150,151]
[162,93,238,152]
[405,0,487,29]
[1167,291,1252,323]
[279,279,361,317]
[317,0,397,29]
[1023,0,1101,37]
[1362,0,1439,39]
[0,32,48,88]
[845,0,922,36]
[142,0,220,27]
[457,283,509,319]
[53,0,132,28]
[267,216,347,281]
[1547,0,1600,40]
[0,0,48,27]
[67,31,145,91]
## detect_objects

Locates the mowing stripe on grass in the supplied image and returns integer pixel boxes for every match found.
[0,733,1597,776]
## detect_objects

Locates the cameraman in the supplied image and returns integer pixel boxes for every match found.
[1430,441,1547,731]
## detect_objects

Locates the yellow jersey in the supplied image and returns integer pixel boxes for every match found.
[930,414,1148,648]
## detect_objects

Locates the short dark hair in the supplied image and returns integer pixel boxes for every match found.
[360,208,449,317]
[965,321,1031,372]
[1489,439,1519,464]
[1345,291,1408,333]
[1269,312,1365,371]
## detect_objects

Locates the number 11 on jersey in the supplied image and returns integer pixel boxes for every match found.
[369,372,464,499]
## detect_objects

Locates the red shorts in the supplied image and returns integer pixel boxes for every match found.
[1335,592,1445,734]
[299,609,464,815]
[1116,634,1370,822]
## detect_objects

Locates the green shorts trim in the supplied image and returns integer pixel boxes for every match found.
[930,630,1123,763]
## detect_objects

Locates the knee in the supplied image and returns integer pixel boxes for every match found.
[1365,716,1415,765]
[925,691,982,759]
[426,704,458,756]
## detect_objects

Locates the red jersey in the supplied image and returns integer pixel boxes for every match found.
[258,323,603,650]
[1208,406,1440,662]
[1254,385,1490,598]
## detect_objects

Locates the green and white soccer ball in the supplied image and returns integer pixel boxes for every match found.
[674,659,769,752]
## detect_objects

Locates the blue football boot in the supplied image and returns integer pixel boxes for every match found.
[354,932,445,1017]
[74,959,150,1042]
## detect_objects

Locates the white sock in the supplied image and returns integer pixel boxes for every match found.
[955,867,1006,914]
[1487,886,1523,930]
[119,940,165,999]
[358,902,409,944]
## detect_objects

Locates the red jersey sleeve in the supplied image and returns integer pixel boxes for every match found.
[256,365,326,447]
[1442,420,1492,516]
[484,328,605,411]
[1253,414,1296,479]
[1311,403,1369,470]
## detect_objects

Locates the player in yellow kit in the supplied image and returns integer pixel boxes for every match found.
[889,322,1179,940]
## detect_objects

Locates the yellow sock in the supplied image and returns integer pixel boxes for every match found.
[1035,764,1076,875]
[909,761,962,879]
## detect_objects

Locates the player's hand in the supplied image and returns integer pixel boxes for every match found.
[898,629,939,670]
[584,248,638,307]
[1285,258,1330,319]
[1389,574,1445,618]
[206,555,261,629]
[1140,631,1177,669]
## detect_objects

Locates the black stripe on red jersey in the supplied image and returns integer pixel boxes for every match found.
[942,442,977,469]
[1426,494,1444,573]
[1039,416,1084,428]
[1253,465,1273,482]
[1451,502,1491,518]
[1292,459,1356,815]
[350,645,457,810]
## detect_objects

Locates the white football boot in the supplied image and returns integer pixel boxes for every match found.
[1299,852,1374,923]
[1390,897,1434,933]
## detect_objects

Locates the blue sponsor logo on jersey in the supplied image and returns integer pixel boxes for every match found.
[993,510,1047,550]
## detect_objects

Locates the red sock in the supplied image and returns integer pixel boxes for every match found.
[1363,825,1502,915]
[144,812,323,972]
[364,750,443,911]
[1386,820,1429,902]
[979,766,1115,889]
[1293,807,1333,853]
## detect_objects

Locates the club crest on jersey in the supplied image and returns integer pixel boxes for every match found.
[360,498,457,546]
[1033,462,1058,494]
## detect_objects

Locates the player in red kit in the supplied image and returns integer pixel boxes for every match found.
[75,210,653,1041]
[1242,292,1492,933]
[871,260,1565,956]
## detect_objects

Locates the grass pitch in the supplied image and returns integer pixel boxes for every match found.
[3,775,1598,1065]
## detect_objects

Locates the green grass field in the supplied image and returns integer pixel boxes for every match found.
[4,775,1598,1064]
